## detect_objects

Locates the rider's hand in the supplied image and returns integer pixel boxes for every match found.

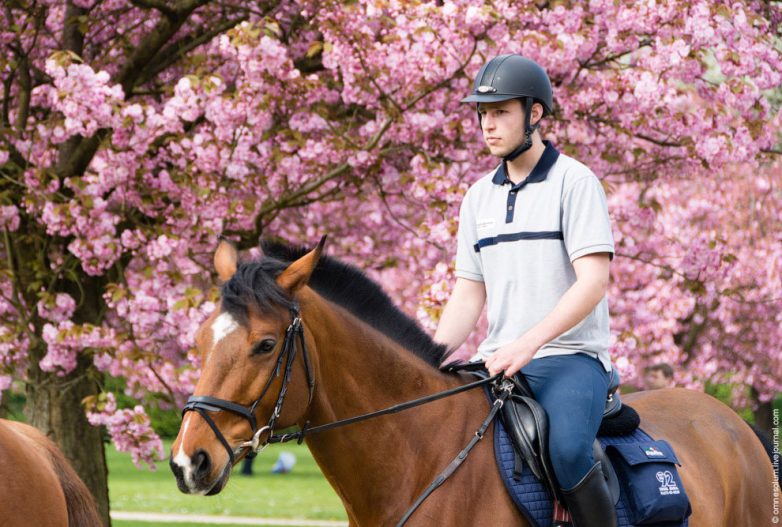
[485,338,538,377]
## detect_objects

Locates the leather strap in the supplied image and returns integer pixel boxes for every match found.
[269,375,499,444]
[188,407,237,465]
[184,396,259,432]
[396,379,514,526]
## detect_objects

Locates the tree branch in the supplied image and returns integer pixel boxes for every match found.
[257,162,351,220]
[634,133,683,148]
[115,5,199,97]
[56,1,89,177]
[1,66,14,131]
[130,0,176,17]
[580,40,653,69]
[14,55,31,133]
[136,15,248,87]
[56,129,109,178]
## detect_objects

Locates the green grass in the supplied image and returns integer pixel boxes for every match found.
[108,440,346,520]
[114,523,261,527]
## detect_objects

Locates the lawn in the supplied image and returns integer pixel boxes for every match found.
[113,523,284,527]
[108,440,346,521]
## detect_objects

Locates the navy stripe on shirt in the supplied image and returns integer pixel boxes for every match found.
[473,231,564,252]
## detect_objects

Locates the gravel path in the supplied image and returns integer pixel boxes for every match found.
[111,511,348,526]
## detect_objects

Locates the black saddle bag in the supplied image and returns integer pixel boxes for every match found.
[605,439,692,524]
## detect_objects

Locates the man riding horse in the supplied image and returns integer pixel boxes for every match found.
[435,54,617,527]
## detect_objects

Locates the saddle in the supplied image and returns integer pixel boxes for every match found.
[501,368,623,505]
[441,361,632,506]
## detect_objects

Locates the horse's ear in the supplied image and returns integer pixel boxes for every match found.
[277,236,326,293]
[214,238,238,282]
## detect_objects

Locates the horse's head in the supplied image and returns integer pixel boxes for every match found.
[170,238,324,495]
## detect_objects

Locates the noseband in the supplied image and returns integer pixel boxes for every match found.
[182,304,315,464]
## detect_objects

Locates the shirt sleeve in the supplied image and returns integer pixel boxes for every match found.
[455,189,484,281]
[561,174,615,262]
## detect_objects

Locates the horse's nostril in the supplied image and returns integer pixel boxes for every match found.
[193,449,211,479]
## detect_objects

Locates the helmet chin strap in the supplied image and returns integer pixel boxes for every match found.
[503,98,538,162]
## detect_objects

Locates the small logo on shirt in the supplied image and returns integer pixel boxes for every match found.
[476,218,496,231]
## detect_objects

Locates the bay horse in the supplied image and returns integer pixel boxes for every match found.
[0,418,101,526]
[171,239,774,526]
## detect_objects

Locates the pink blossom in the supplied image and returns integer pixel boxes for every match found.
[37,293,76,322]
[0,206,20,231]
[86,393,165,469]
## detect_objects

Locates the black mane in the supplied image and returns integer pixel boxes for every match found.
[220,240,448,369]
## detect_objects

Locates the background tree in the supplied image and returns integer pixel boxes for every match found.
[1,1,780,523]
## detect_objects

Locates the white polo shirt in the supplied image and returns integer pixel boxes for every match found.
[455,142,614,371]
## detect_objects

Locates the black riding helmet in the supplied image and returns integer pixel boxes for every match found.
[462,54,553,161]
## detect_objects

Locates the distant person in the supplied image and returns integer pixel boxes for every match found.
[271,451,296,474]
[240,451,296,475]
[643,363,675,390]
[240,455,254,476]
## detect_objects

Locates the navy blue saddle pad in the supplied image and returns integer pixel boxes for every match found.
[494,411,690,527]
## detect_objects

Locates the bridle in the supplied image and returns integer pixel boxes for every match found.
[181,303,511,526]
[182,304,314,465]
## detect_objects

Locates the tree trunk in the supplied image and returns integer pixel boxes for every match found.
[25,349,111,526]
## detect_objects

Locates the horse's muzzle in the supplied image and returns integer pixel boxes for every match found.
[170,449,231,496]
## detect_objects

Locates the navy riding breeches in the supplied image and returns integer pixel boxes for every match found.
[519,353,610,490]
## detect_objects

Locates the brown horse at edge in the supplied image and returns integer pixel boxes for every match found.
[171,240,774,526]
[0,418,101,526]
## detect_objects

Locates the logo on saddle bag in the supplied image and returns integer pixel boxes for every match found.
[655,470,681,496]
[644,446,665,458]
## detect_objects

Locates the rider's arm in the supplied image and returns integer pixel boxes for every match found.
[520,252,610,349]
[434,277,486,358]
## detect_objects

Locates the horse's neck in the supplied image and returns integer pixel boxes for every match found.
[303,291,455,419]
[299,292,480,521]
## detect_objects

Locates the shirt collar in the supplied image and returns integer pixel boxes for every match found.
[492,140,560,188]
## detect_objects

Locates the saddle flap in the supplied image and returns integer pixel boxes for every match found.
[501,394,562,503]
[502,395,545,479]
[513,395,544,440]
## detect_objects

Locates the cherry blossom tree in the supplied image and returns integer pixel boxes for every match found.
[1,0,780,521]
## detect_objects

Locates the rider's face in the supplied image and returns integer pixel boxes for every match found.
[478,100,526,157]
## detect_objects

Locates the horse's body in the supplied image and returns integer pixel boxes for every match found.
[623,388,773,526]
[171,241,774,526]
[0,418,101,527]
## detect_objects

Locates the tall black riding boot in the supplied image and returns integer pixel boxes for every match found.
[561,462,617,527]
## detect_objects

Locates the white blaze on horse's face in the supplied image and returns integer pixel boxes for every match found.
[211,312,239,348]
[172,414,208,495]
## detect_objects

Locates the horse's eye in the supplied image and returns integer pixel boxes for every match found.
[253,339,277,355]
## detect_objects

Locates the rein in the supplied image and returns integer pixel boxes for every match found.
[268,374,499,445]
[182,307,510,525]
